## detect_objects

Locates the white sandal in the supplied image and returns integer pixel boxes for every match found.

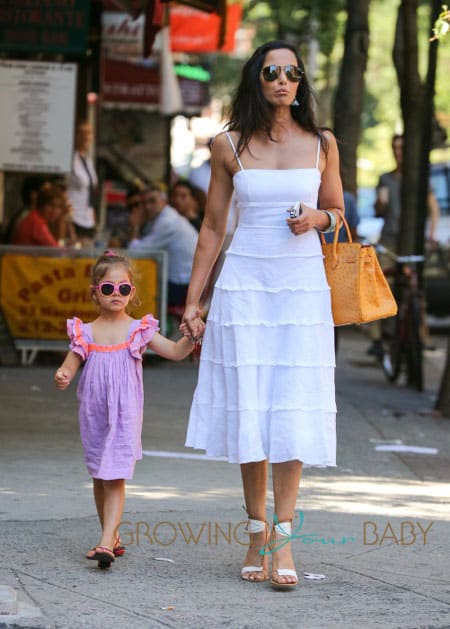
[270,521,298,590]
[241,518,269,582]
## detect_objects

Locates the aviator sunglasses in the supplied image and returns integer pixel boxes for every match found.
[261,64,303,83]
[95,281,134,297]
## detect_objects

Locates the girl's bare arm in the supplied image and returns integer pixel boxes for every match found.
[148,332,195,361]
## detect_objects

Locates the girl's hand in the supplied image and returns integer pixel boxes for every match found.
[180,320,205,341]
[182,305,204,341]
[55,368,71,390]
[287,204,328,235]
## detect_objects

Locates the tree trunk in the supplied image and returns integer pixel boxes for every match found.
[393,0,423,256]
[333,0,370,194]
[416,1,440,262]
[421,1,450,419]
[436,337,450,417]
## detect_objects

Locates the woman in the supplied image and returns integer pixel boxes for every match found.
[12,183,61,247]
[182,40,344,590]
[67,120,98,246]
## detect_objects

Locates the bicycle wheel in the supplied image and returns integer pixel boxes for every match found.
[406,294,423,391]
[381,315,403,382]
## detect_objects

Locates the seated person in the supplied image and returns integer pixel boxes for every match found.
[170,180,205,232]
[128,184,198,307]
[108,185,145,249]
[11,183,61,247]
[3,175,47,244]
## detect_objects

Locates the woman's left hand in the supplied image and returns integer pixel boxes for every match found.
[287,204,328,235]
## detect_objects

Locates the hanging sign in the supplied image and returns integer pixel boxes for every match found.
[0,60,76,173]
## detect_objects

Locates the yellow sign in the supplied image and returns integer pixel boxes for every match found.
[1,255,159,340]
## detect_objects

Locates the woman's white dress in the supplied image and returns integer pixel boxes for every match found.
[185,136,336,466]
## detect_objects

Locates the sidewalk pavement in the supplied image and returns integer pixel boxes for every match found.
[0,326,449,629]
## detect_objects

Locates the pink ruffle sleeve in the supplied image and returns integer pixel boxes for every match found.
[129,314,160,358]
[67,317,89,361]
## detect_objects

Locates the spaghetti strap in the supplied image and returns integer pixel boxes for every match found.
[315,136,321,169]
[225,131,244,171]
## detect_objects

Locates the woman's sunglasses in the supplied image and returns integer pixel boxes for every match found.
[95,281,133,297]
[261,64,303,83]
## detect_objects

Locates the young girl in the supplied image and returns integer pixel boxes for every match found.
[55,250,197,569]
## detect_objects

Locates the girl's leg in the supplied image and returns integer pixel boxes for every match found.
[93,478,105,528]
[85,478,106,558]
[271,460,303,585]
[97,479,126,552]
[240,460,269,581]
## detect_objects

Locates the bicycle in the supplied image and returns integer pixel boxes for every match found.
[376,245,425,391]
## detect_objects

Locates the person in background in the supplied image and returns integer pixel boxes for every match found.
[324,190,359,243]
[67,120,98,246]
[188,138,213,194]
[128,184,198,307]
[170,180,204,231]
[375,134,440,250]
[2,176,47,244]
[367,133,440,358]
[11,183,61,247]
[49,178,77,246]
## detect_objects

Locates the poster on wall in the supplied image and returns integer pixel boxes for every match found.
[0,60,76,174]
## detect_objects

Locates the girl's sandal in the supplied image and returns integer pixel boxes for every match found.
[85,547,97,560]
[270,521,298,591]
[90,546,115,569]
[241,518,269,582]
[85,536,124,560]
[113,536,125,557]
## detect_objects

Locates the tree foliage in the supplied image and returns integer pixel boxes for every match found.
[208,1,450,185]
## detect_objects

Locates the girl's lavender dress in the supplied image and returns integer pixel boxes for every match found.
[67,315,159,480]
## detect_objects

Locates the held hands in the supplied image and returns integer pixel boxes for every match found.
[55,368,71,390]
[181,304,205,343]
[286,203,328,235]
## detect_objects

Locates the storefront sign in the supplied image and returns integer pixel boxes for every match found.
[0,0,90,54]
[1,254,158,340]
[102,57,209,110]
[0,60,76,173]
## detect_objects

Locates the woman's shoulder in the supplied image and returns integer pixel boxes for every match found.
[318,128,338,149]
[212,131,236,150]
[210,131,241,174]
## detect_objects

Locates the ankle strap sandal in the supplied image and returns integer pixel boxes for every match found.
[270,521,298,590]
[241,518,269,582]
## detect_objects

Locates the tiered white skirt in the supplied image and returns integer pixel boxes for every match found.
[185,224,336,466]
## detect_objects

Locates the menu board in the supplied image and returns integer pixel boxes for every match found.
[0,60,76,174]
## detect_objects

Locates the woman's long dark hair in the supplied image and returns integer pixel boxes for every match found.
[226,40,328,158]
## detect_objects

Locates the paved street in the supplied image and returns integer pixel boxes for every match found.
[0,326,449,629]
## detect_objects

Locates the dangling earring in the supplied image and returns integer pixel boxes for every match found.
[291,98,299,107]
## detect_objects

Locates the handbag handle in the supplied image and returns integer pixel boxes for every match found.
[319,213,352,268]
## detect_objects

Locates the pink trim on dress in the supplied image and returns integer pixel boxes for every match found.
[67,317,89,360]
[88,341,129,353]
[128,314,160,359]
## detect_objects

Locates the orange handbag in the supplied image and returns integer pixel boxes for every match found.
[320,217,398,326]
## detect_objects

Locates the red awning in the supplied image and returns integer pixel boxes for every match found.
[170,2,242,52]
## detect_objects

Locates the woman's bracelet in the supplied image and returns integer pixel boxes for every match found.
[317,210,337,233]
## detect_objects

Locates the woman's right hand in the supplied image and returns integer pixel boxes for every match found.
[182,304,205,341]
